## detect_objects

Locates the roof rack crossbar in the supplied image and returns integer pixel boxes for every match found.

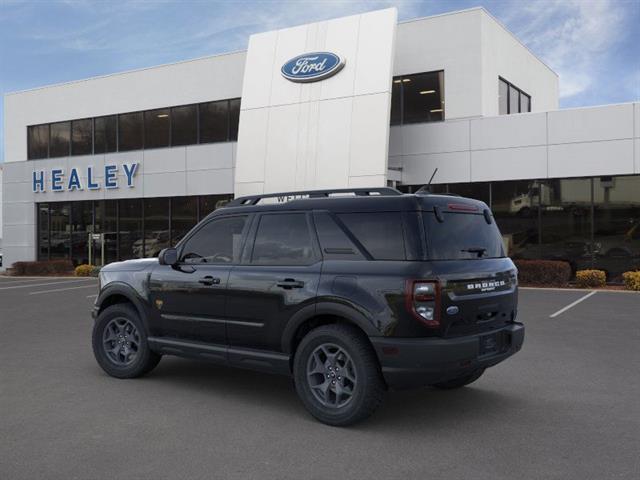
[226,187,402,207]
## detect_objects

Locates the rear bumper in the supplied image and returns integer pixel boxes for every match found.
[370,323,524,390]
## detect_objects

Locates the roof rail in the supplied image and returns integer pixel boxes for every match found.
[226,187,402,207]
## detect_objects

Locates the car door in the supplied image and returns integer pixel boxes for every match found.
[148,214,250,346]
[226,211,322,352]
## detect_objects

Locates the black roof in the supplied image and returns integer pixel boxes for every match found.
[208,187,489,218]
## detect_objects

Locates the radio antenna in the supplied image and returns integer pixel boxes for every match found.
[416,168,438,194]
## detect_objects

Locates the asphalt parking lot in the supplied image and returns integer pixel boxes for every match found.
[1,276,639,480]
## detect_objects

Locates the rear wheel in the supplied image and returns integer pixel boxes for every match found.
[293,324,385,426]
[431,368,485,390]
[92,304,161,378]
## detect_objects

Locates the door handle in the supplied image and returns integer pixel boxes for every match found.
[276,278,305,289]
[198,276,221,286]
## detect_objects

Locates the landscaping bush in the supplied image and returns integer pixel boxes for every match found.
[11,260,74,276]
[514,259,572,287]
[91,266,102,277]
[575,269,606,288]
[622,271,640,291]
[75,264,94,277]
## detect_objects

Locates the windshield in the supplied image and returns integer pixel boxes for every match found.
[424,212,505,260]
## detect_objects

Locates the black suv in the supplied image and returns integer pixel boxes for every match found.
[92,188,524,426]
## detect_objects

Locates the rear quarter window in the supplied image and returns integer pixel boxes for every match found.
[337,212,406,260]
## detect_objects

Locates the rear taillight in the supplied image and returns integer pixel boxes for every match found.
[406,280,440,327]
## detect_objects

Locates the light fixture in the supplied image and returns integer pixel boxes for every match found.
[430,109,443,113]
[393,79,401,84]
[402,78,411,83]
[157,114,169,118]
[419,90,436,95]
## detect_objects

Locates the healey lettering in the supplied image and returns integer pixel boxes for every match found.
[32,163,138,193]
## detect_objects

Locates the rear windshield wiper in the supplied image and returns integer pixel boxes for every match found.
[461,247,487,258]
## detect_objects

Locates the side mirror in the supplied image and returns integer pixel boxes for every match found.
[158,247,178,266]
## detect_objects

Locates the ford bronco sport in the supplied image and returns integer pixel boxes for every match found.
[92,187,524,426]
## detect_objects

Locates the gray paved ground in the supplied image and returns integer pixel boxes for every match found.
[1,276,639,480]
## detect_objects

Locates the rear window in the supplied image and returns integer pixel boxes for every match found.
[424,212,505,260]
[338,212,406,260]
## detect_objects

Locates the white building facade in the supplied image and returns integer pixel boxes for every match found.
[2,7,639,278]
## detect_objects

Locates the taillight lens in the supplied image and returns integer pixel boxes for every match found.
[406,280,440,327]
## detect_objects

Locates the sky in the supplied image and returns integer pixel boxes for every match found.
[0,0,639,162]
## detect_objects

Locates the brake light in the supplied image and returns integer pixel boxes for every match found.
[447,203,478,212]
[406,280,440,327]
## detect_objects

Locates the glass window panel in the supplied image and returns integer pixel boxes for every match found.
[400,71,444,124]
[390,78,402,125]
[28,125,49,159]
[49,121,71,157]
[228,98,241,141]
[171,105,197,146]
[338,212,406,260]
[446,182,491,205]
[49,202,71,259]
[499,79,509,115]
[199,195,230,220]
[95,200,119,265]
[38,204,50,260]
[94,115,117,154]
[171,197,198,245]
[71,119,93,156]
[143,198,170,257]
[70,201,93,265]
[592,175,640,280]
[118,112,143,151]
[521,93,531,113]
[118,199,143,260]
[536,178,592,274]
[182,215,247,264]
[491,180,540,258]
[199,100,228,143]
[144,108,170,149]
[251,214,315,265]
[509,85,520,114]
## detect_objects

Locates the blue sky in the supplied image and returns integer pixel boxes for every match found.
[1,0,639,162]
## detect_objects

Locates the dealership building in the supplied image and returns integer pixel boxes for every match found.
[2,7,639,277]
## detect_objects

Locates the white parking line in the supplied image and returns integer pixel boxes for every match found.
[549,291,598,318]
[29,284,98,295]
[0,279,96,291]
[87,294,98,299]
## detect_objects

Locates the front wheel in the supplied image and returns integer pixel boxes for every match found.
[431,368,485,390]
[92,303,161,379]
[293,324,385,426]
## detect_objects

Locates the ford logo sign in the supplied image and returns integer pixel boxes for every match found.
[281,52,345,83]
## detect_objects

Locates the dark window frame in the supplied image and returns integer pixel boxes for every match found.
[26,97,241,160]
[499,77,531,115]
[391,70,445,126]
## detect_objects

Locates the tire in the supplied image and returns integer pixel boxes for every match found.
[293,324,385,427]
[92,303,161,379]
[431,368,485,390]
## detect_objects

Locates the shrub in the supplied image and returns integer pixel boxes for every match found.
[514,259,572,287]
[75,264,94,277]
[90,266,102,277]
[11,260,74,276]
[575,269,606,288]
[622,271,640,291]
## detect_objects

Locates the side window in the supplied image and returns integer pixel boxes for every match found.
[337,212,406,260]
[251,213,316,265]
[180,216,247,264]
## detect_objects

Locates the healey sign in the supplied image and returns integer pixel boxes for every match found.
[32,163,138,193]
[281,52,345,83]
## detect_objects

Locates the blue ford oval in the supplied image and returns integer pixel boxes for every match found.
[281,52,345,83]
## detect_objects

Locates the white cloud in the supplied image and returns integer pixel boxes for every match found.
[504,0,629,99]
